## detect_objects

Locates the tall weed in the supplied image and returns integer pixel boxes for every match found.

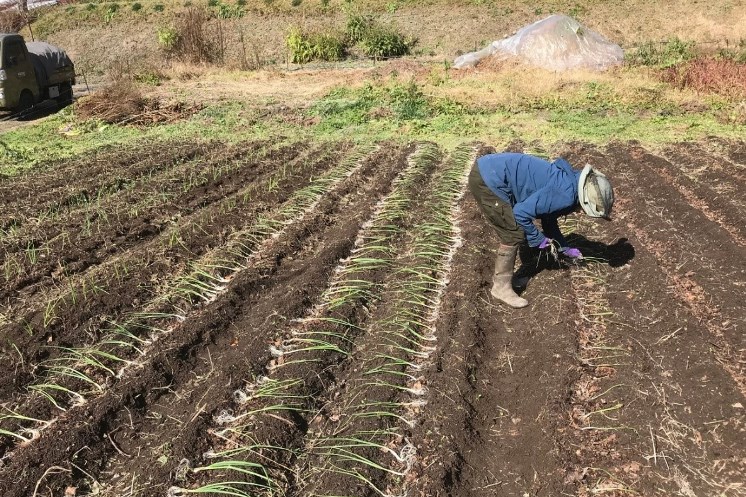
[163,7,225,64]
[359,26,411,59]
[286,27,346,63]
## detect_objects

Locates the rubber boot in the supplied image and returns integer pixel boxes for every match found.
[513,242,538,290]
[491,245,529,308]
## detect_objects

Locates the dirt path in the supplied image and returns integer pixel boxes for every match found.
[411,198,578,497]
[602,142,746,393]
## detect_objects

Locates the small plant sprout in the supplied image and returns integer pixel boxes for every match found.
[288,143,478,495]
[0,409,52,444]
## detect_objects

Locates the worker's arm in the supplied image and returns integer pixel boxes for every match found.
[540,216,569,248]
[512,188,573,248]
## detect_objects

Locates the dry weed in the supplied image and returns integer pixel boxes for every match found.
[660,58,746,99]
[76,80,201,126]
[172,7,225,65]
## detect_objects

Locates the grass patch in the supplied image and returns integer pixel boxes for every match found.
[0,101,263,177]
[3,71,743,178]
[625,38,697,68]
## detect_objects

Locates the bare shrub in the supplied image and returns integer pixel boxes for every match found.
[234,27,267,70]
[170,7,225,64]
[661,58,746,99]
[0,9,27,33]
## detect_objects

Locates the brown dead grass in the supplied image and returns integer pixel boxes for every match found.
[76,80,201,126]
[33,0,746,80]
[660,58,746,99]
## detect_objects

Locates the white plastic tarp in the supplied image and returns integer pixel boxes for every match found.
[454,14,623,71]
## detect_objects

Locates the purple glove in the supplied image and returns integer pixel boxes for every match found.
[538,238,552,249]
[562,248,583,259]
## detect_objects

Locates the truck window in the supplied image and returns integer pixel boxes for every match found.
[3,40,27,67]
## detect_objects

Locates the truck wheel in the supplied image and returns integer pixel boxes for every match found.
[16,90,34,119]
[56,82,73,107]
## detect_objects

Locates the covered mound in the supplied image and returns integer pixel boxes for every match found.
[26,41,74,87]
[454,14,623,71]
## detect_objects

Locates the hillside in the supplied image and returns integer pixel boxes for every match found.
[20,0,746,77]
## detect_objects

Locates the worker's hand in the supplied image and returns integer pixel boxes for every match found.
[538,238,552,249]
[562,247,583,259]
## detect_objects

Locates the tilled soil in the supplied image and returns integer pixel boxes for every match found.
[0,138,744,497]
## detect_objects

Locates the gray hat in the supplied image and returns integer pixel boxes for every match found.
[579,164,614,219]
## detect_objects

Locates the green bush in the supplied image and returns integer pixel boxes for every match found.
[286,27,346,63]
[207,0,218,6]
[216,2,244,18]
[717,39,746,63]
[346,14,374,43]
[360,26,411,59]
[104,3,119,22]
[131,2,142,10]
[134,70,164,85]
[626,38,697,68]
[153,3,165,11]
[65,5,76,12]
[291,0,302,6]
[157,26,180,50]
[237,0,246,5]
[85,3,97,10]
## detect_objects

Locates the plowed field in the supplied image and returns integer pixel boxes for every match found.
[0,138,744,497]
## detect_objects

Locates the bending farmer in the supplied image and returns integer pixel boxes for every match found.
[468,152,614,308]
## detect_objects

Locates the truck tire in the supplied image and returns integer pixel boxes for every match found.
[16,90,34,119]
[56,82,73,107]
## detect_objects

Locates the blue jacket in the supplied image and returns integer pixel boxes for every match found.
[476,153,581,247]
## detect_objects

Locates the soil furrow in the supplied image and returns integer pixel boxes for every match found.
[648,145,746,241]
[545,161,746,497]
[297,144,472,497]
[0,144,342,421]
[0,141,311,317]
[702,137,746,171]
[164,144,438,496]
[663,141,746,191]
[3,137,744,497]
[0,144,400,497]
[3,146,346,438]
[408,196,580,497]
[594,143,746,381]
[89,145,409,497]
[0,142,312,332]
[0,141,215,230]
[569,225,746,496]
[0,141,284,302]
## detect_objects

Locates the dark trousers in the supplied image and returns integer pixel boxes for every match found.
[468,161,525,246]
